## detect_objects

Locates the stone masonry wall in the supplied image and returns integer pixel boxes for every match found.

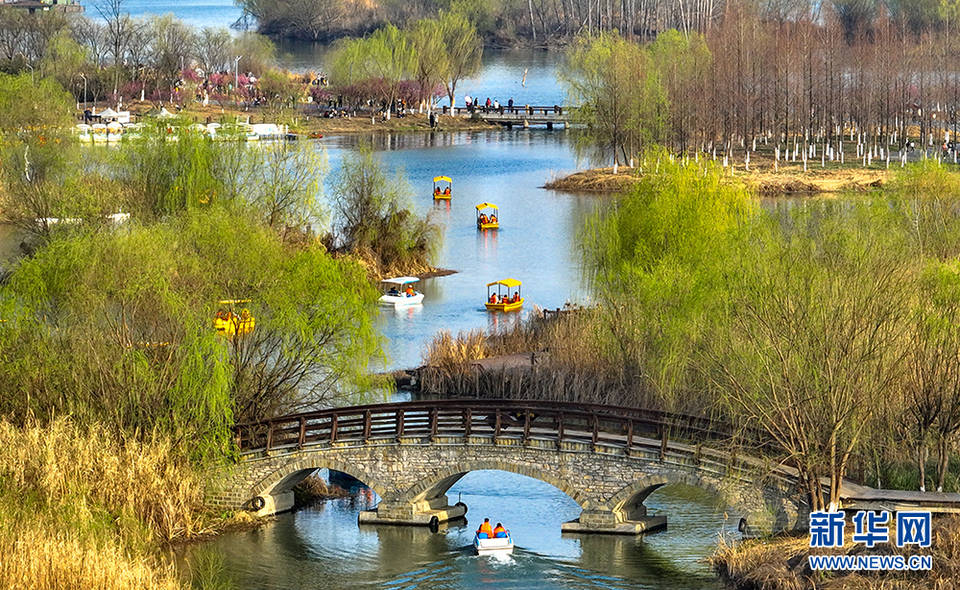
[209,435,805,533]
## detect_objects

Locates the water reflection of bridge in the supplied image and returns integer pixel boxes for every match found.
[216,399,806,536]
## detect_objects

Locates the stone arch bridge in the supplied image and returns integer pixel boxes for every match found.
[210,399,808,535]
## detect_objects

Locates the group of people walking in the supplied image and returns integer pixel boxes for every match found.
[464,96,515,114]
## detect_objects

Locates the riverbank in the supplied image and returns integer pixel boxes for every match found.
[110,100,500,136]
[544,162,891,196]
[712,515,960,589]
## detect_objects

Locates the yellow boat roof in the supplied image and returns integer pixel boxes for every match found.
[475,202,498,210]
[433,176,452,183]
[487,278,522,288]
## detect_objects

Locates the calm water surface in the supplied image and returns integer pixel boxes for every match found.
[319,130,592,371]
[186,472,730,590]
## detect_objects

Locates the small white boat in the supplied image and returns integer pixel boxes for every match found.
[474,531,513,555]
[379,277,424,306]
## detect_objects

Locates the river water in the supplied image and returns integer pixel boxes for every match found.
[189,472,731,590]
[76,5,734,587]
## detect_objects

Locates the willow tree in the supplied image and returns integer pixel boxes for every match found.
[409,18,447,109]
[0,208,385,453]
[0,73,84,238]
[435,11,482,109]
[329,23,416,115]
[715,202,913,512]
[579,154,757,412]
[560,32,666,166]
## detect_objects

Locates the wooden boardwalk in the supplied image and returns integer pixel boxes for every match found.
[840,482,960,514]
[442,105,575,129]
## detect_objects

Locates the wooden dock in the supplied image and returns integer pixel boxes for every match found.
[443,105,576,129]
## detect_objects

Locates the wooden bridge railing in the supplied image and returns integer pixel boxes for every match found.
[442,105,574,118]
[233,399,776,456]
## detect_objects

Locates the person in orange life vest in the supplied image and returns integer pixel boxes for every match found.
[435,186,441,196]
[493,523,507,538]
[405,285,415,297]
[478,518,493,537]
[443,186,451,195]
[489,293,498,304]
[511,292,520,303]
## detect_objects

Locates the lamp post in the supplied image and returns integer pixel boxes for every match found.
[80,73,87,111]
[235,55,242,100]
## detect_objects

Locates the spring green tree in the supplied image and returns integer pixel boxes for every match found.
[714,202,913,511]
[0,208,384,455]
[328,144,440,276]
[579,154,756,411]
[560,32,666,166]
[434,12,483,109]
[330,23,416,113]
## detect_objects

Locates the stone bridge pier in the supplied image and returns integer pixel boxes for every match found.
[210,436,806,536]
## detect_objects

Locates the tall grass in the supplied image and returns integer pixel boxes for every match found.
[420,308,663,408]
[0,416,210,590]
[712,516,960,590]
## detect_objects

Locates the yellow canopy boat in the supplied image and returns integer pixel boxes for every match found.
[485,278,523,311]
[433,175,452,200]
[214,299,256,336]
[476,203,499,229]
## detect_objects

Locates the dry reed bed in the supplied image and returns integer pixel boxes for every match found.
[420,309,647,406]
[0,417,209,590]
[711,515,960,590]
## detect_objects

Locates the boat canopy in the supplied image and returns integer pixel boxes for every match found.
[475,203,498,210]
[487,278,521,288]
[433,176,452,183]
[381,276,421,286]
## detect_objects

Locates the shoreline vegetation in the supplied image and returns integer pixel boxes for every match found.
[544,163,890,195]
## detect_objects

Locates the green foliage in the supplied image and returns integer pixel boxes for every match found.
[560,32,667,165]
[233,31,276,77]
[330,23,416,107]
[0,207,384,460]
[328,143,441,276]
[114,120,229,217]
[888,160,960,260]
[0,71,74,134]
[578,153,756,410]
[434,11,483,108]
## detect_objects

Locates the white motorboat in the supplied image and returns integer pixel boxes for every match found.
[473,531,513,555]
[379,277,424,306]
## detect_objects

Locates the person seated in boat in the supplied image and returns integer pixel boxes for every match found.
[477,518,493,538]
[479,213,489,224]
[493,523,507,538]
[435,186,441,196]
[489,293,499,304]
[405,285,415,297]
[443,186,451,195]
[490,214,497,224]
[388,286,400,296]
[511,292,520,303]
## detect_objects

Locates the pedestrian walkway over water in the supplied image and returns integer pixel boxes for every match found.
[443,105,576,129]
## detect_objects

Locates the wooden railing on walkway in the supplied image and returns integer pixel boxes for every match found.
[233,399,773,456]
[441,105,573,118]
